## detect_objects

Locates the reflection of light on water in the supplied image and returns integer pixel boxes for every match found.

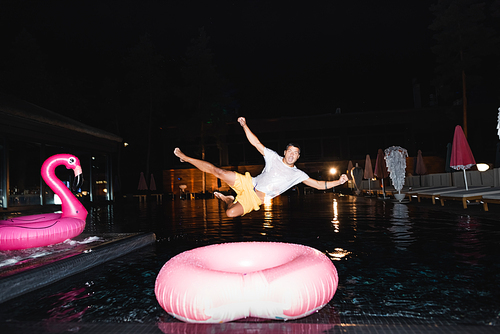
[455,215,485,266]
[331,199,339,232]
[328,248,352,261]
[263,222,273,228]
[261,198,273,235]
[389,203,414,250]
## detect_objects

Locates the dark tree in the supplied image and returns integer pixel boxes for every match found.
[122,34,165,177]
[429,0,499,137]
[179,27,237,191]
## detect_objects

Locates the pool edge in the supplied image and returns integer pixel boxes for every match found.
[0,232,156,303]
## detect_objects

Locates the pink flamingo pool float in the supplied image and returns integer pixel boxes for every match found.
[0,154,87,251]
[155,242,338,323]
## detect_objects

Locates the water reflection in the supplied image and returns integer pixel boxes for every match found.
[43,286,91,325]
[454,215,485,266]
[389,203,414,251]
[262,199,274,236]
[327,248,352,261]
[158,321,340,333]
[331,199,339,233]
[3,194,500,327]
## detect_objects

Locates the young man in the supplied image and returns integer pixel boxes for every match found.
[174,117,348,217]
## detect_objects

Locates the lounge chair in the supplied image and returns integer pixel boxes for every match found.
[480,194,500,211]
[439,187,500,209]
[416,186,489,205]
[406,186,455,202]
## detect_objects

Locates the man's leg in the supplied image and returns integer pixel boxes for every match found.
[214,192,245,217]
[174,148,244,217]
[174,148,235,185]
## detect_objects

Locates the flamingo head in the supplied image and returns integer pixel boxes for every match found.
[63,155,82,173]
[64,155,84,191]
[44,154,84,191]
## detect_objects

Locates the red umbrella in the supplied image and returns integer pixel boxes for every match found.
[150,173,157,191]
[374,149,388,198]
[415,150,427,175]
[415,149,427,187]
[364,155,374,178]
[450,125,476,190]
[364,154,374,194]
[138,172,148,190]
[374,149,388,179]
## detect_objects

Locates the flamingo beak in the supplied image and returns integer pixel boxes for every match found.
[72,165,84,192]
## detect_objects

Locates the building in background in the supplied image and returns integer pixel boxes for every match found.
[163,105,497,196]
[0,95,122,212]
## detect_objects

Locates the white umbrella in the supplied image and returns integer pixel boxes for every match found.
[497,107,500,139]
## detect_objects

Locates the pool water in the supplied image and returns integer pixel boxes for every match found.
[1,194,499,327]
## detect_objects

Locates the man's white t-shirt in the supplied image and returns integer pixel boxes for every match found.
[252,148,309,199]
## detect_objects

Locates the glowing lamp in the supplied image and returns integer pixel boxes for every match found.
[477,163,490,172]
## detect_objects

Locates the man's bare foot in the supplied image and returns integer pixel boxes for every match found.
[214,192,234,205]
[173,148,186,162]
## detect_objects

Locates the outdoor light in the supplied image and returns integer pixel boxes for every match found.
[477,163,490,172]
[54,194,62,205]
[330,168,337,175]
[123,142,129,147]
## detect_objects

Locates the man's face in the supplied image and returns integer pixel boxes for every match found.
[283,146,300,167]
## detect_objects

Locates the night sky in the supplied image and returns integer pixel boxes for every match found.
[1,0,436,120]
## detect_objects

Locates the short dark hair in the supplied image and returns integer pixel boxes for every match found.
[285,143,301,154]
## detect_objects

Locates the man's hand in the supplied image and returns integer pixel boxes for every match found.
[339,174,348,184]
[238,117,246,127]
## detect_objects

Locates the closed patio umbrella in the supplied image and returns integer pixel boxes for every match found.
[364,154,374,194]
[415,150,427,187]
[374,149,388,198]
[374,149,389,179]
[150,173,157,191]
[415,150,427,175]
[138,172,148,190]
[351,163,364,195]
[450,125,476,190]
[497,107,500,139]
[445,143,452,173]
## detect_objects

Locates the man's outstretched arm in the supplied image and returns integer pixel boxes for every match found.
[238,117,265,156]
[303,174,348,190]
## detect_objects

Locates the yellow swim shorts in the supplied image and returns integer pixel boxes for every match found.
[230,172,262,215]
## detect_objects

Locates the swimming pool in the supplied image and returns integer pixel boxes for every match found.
[0,193,499,332]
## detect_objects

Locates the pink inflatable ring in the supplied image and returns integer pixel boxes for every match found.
[155,242,338,323]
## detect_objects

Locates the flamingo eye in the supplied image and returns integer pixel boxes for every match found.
[68,157,76,165]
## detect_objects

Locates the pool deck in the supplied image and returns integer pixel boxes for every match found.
[1,197,499,334]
